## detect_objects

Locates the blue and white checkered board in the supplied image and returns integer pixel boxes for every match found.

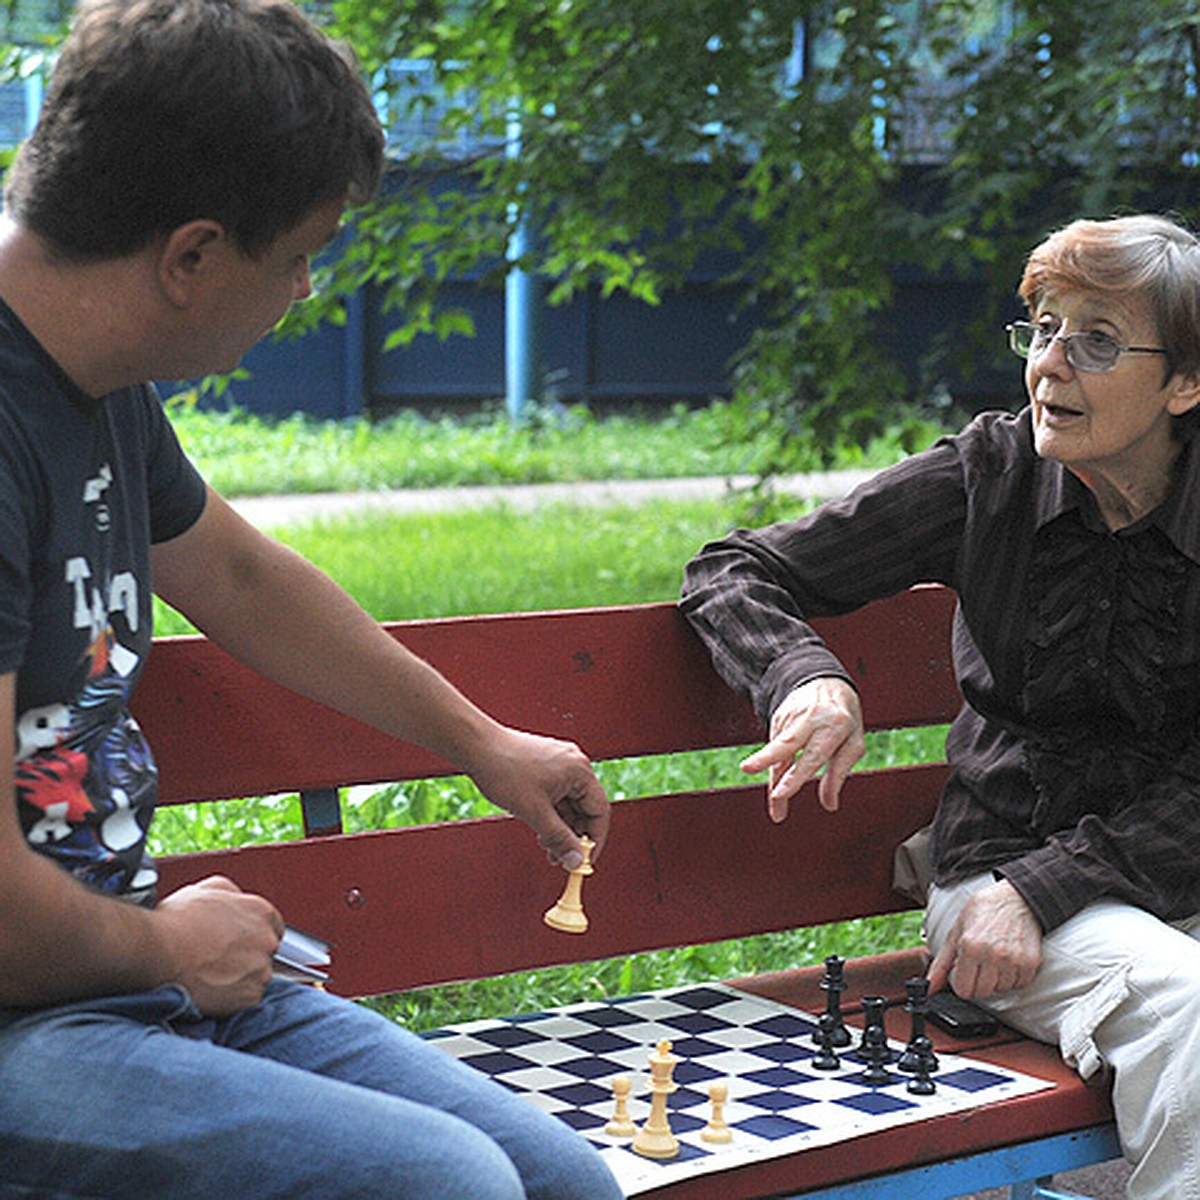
[423,982,1054,1196]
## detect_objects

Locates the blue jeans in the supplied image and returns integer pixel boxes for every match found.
[0,980,623,1199]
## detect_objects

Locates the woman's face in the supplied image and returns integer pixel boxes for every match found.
[1026,289,1200,484]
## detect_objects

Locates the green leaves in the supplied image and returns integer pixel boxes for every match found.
[315,0,925,464]
[64,0,1189,465]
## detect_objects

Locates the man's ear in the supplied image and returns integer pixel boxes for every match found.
[157,220,225,308]
[1168,371,1200,418]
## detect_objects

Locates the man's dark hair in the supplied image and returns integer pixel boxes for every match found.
[4,0,385,260]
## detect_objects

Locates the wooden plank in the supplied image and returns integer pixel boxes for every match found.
[156,764,946,997]
[135,589,959,806]
[139,588,1123,1199]
[643,1124,1120,1200]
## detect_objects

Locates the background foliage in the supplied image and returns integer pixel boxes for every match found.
[3,2,1198,465]
[308,0,1200,469]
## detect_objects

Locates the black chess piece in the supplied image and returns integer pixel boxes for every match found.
[906,1056,937,1095]
[811,1011,842,1071]
[857,995,896,1061]
[898,976,940,1075]
[814,954,852,1048]
[857,995,893,1085]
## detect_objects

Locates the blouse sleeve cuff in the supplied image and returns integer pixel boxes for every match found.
[996,846,1096,934]
[758,650,857,729]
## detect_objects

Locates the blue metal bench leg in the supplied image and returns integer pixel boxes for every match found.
[783,1125,1120,1198]
[1010,1180,1098,1199]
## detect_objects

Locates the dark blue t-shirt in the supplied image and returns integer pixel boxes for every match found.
[0,298,207,902]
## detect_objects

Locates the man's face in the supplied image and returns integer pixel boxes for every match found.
[190,198,345,377]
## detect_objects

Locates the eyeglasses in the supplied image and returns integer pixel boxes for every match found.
[1006,321,1168,373]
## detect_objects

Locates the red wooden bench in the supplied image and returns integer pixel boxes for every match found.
[139,585,1119,1199]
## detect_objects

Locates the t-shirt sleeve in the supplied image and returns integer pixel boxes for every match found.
[139,386,208,543]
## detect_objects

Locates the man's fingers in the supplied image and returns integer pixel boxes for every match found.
[537,817,586,869]
[531,772,613,869]
[556,775,611,861]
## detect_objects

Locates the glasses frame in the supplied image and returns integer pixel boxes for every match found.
[1006,320,1168,374]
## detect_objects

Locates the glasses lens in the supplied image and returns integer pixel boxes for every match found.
[1068,331,1120,372]
[1008,323,1035,358]
[1007,323,1123,372]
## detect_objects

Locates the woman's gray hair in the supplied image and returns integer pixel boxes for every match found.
[1019,215,1200,383]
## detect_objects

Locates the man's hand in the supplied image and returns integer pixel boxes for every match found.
[740,677,865,822]
[927,879,1042,999]
[468,726,611,869]
[155,876,285,1016]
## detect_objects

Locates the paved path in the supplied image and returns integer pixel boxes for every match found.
[228,468,879,527]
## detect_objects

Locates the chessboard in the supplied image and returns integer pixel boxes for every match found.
[422,982,1055,1197]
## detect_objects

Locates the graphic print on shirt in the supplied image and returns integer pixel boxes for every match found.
[14,461,159,899]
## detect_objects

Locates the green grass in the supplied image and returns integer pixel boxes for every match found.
[364,911,928,1031]
[156,498,735,635]
[166,399,948,498]
[149,729,944,856]
[149,410,948,1029]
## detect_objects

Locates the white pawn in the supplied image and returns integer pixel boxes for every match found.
[605,1075,637,1137]
[701,1081,733,1144]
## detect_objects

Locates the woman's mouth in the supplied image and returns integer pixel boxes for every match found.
[1039,400,1084,423]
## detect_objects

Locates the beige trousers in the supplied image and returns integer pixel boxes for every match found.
[927,876,1200,1200]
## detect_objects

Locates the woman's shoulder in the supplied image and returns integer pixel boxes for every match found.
[938,406,1035,480]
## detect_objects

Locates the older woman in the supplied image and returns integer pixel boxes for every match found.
[680,214,1200,1200]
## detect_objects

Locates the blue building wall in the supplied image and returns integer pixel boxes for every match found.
[159,165,1038,420]
[165,265,1015,420]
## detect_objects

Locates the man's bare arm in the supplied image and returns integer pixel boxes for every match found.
[151,488,610,866]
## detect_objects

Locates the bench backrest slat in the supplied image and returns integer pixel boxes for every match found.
[136,587,959,806]
[157,764,946,997]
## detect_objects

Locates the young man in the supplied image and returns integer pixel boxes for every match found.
[0,3,620,1197]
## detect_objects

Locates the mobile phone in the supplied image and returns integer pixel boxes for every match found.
[926,991,999,1038]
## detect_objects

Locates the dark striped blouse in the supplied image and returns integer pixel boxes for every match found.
[680,407,1200,932]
